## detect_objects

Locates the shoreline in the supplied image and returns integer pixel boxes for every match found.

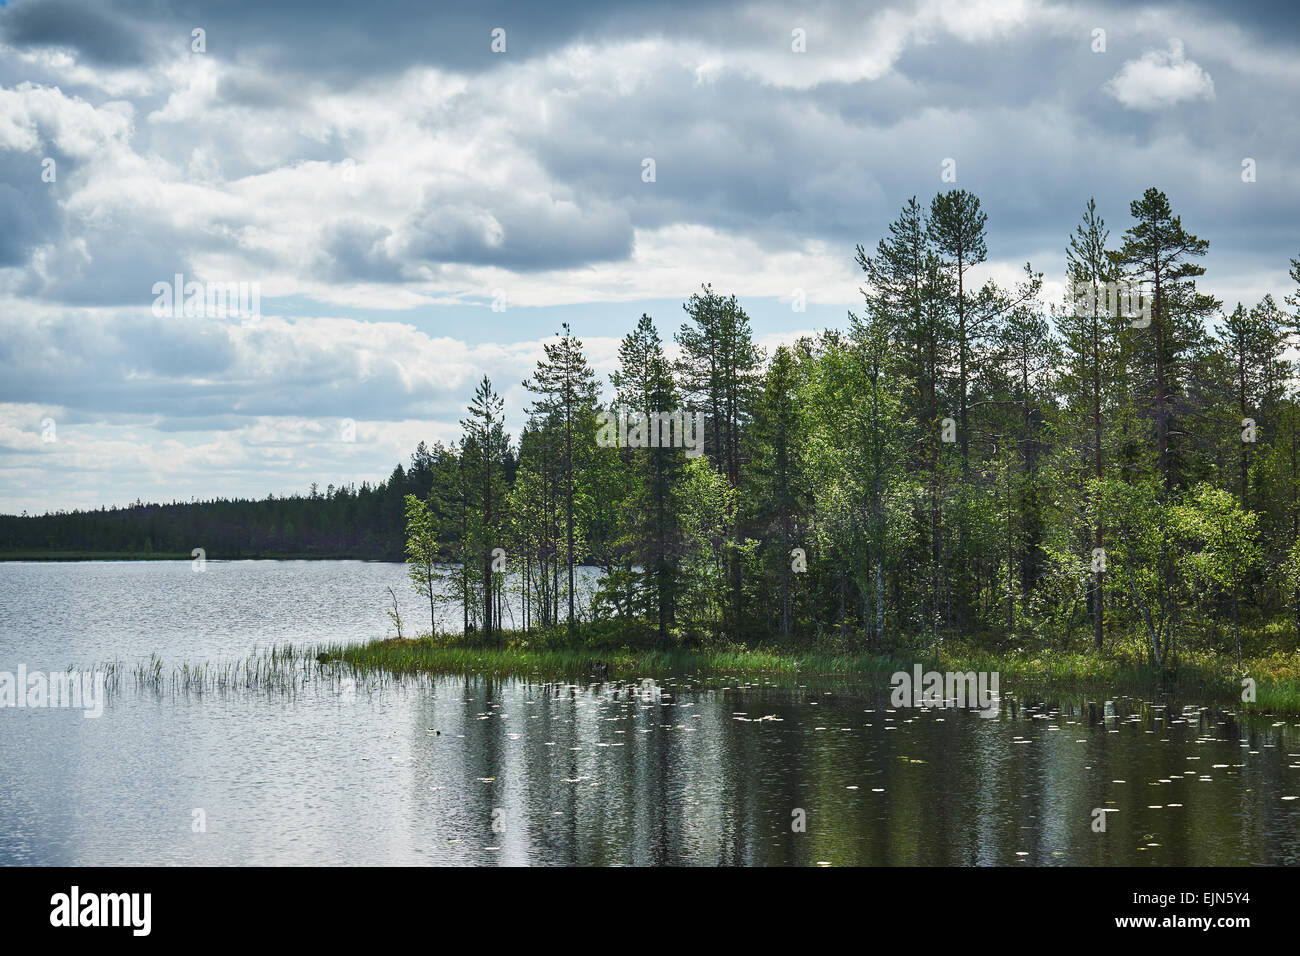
[315,632,1300,715]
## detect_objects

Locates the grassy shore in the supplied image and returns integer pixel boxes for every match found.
[314,623,1300,714]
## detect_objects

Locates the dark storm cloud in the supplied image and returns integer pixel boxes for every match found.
[317,220,404,283]
[0,148,64,267]
[0,182,40,265]
[402,193,633,272]
[18,227,201,308]
[0,0,150,66]
[1167,0,1300,34]
[1,0,741,78]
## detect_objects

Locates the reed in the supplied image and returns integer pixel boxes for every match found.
[105,623,1300,713]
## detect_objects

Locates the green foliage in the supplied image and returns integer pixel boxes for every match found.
[1173,484,1260,597]
[403,494,441,635]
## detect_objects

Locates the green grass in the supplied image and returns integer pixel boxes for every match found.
[313,623,1300,713]
[97,615,1300,712]
[320,638,912,681]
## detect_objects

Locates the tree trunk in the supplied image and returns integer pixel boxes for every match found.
[1233,596,1241,670]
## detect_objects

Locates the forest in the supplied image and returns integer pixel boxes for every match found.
[0,455,464,562]
[8,186,1300,669]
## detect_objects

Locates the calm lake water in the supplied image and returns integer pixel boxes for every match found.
[1,560,1298,865]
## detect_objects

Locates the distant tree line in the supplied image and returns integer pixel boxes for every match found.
[0,446,511,561]
[8,186,1300,664]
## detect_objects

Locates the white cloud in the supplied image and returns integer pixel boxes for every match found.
[1103,39,1215,110]
[680,0,1045,90]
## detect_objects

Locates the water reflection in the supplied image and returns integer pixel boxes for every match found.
[13,673,1296,866]
[2,561,1297,865]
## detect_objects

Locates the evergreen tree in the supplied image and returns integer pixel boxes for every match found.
[460,377,510,639]
[1057,197,1122,649]
[676,285,762,630]
[612,314,684,641]
[524,323,599,631]
[1113,187,1221,492]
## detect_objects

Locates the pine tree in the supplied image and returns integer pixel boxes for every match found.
[460,376,509,640]
[676,285,762,632]
[1057,197,1122,649]
[744,345,807,638]
[524,323,599,631]
[857,198,953,638]
[612,314,684,641]
[928,189,988,479]
[1113,187,1220,492]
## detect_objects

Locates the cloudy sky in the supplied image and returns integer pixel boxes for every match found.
[1,0,1297,514]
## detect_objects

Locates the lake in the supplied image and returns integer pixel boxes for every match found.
[1,560,1297,865]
